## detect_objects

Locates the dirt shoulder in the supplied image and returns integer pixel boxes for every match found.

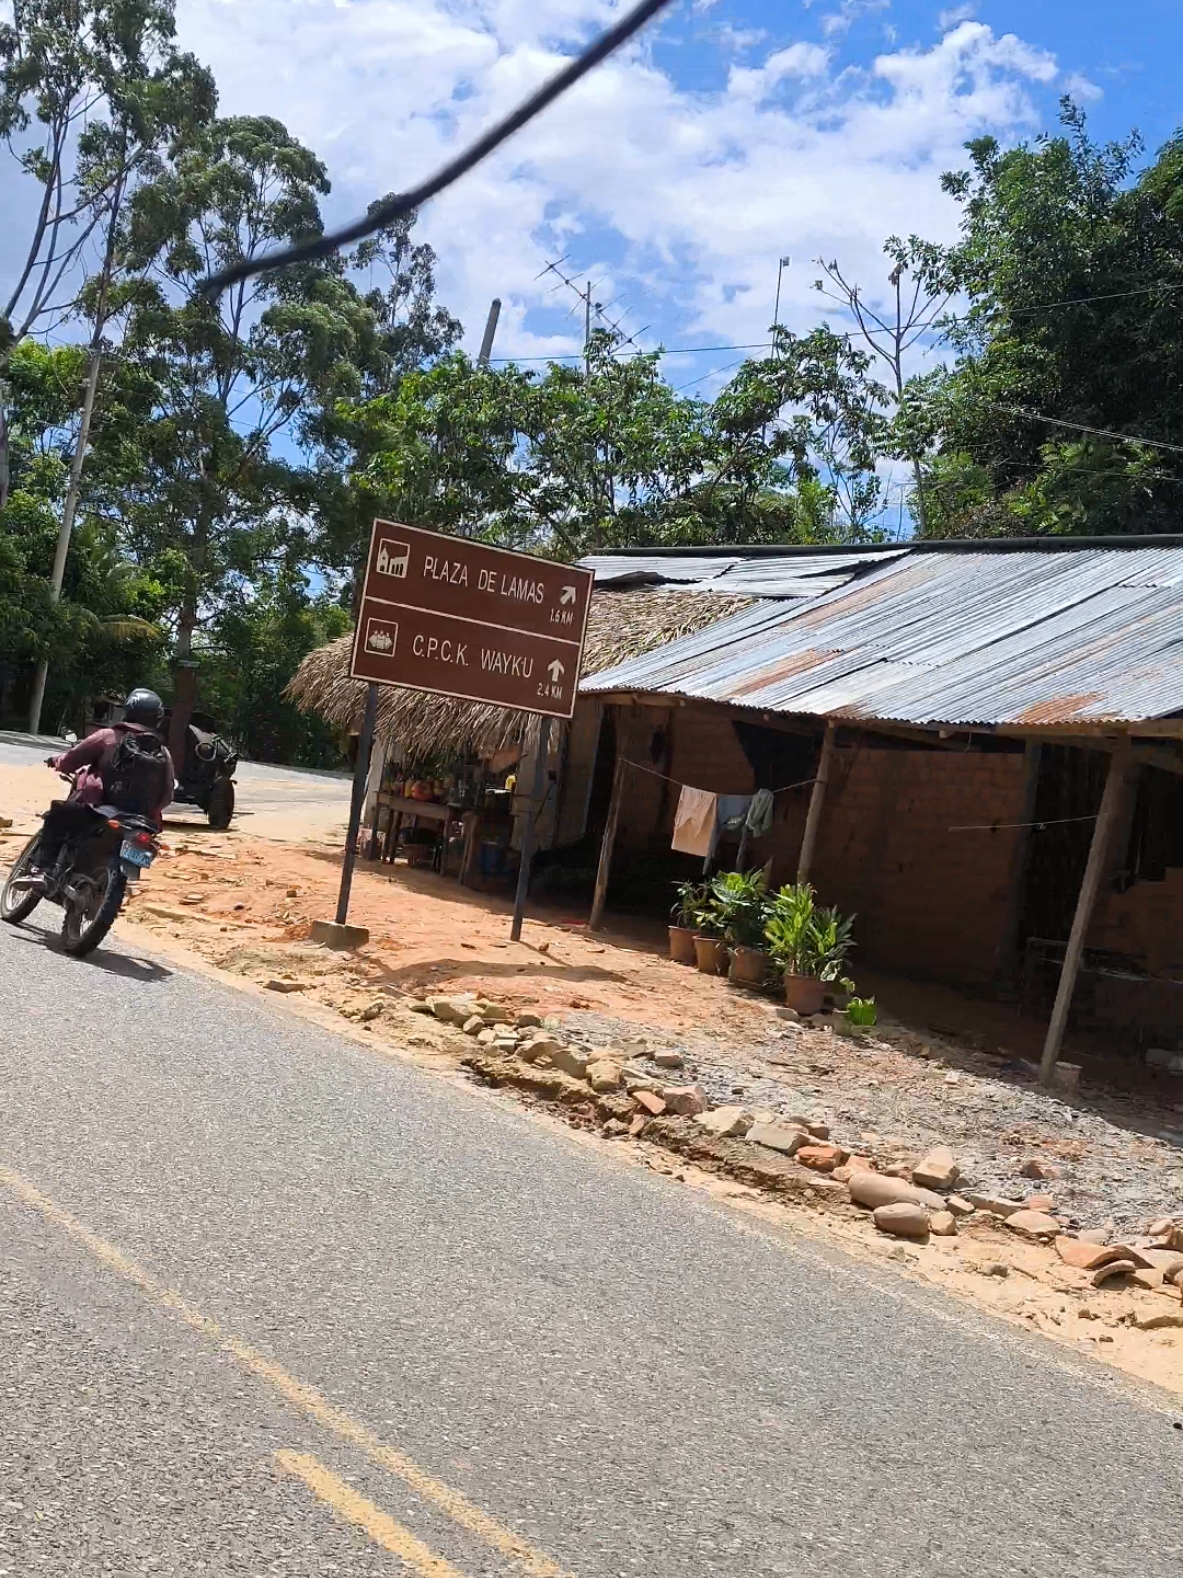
[3,808,1183,1406]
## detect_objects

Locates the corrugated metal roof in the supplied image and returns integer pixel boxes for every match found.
[580,548,904,598]
[580,546,1183,726]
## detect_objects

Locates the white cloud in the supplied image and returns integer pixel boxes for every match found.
[714,24,769,54]
[937,4,976,31]
[819,0,891,41]
[727,42,830,101]
[154,2,1062,366]
[1063,71,1103,103]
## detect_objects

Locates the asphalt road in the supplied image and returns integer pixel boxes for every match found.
[1,920,1181,1576]
[0,730,354,841]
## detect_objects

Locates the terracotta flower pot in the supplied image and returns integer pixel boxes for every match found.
[728,945,769,987]
[668,924,697,964]
[693,934,728,974]
[782,972,826,1015]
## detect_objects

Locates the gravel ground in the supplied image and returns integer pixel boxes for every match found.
[558,1007,1183,1235]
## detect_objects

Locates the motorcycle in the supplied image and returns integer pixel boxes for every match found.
[0,764,161,957]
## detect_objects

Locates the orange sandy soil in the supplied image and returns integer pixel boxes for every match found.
[122,825,783,1039]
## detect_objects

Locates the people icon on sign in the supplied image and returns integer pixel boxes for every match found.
[375,539,409,578]
[364,620,398,655]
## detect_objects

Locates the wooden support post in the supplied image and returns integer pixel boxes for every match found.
[1039,742,1130,1084]
[589,754,627,932]
[459,810,482,888]
[995,741,1042,984]
[363,737,387,860]
[510,715,551,942]
[797,722,836,884]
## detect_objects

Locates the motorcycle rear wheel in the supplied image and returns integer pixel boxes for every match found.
[1,834,44,925]
[61,863,126,957]
[207,777,234,830]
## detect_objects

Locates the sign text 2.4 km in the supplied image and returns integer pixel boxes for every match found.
[349,521,593,719]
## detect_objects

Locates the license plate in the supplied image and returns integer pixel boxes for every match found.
[120,840,154,868]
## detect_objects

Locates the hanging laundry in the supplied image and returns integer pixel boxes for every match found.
[745,788,775,839]
[715,794,754,845]
[671,785,717,857]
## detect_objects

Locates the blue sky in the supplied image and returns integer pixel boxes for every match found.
[150,0,1183,393]
[4,1,1180,409]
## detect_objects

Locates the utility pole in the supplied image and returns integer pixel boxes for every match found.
[583,280,593,376]
[477,297,502,366]
[27,346,103,735]
[773,254,791,345]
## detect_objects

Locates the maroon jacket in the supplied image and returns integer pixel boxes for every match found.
[53,723,176,827]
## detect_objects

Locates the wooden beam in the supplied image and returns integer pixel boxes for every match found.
[796,722,836,883]
[1039,741,1131,1084]
[995,741,1042,984]
[589,752,627,932]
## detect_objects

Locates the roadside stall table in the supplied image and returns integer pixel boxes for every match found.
[375,793,453,870]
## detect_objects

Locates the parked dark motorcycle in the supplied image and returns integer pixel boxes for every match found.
[0,766,161,957]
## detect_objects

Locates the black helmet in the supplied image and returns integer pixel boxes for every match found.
[123,688,165,730]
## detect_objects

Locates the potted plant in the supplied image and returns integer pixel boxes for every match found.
[764,882,855,1015]
[706,870,771,986]
[690,885,730,975]
[837,994,877,1037]
[669,880,704,964]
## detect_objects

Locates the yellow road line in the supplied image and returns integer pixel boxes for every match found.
[0,1161,574,1578]
[276,1450,471,1577]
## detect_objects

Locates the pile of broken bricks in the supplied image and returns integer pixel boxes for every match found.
[413,993,1183,1310]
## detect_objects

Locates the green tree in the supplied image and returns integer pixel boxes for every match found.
[0,0,213,508]
[310,202,462,575]
[917,103,1183,536]
[115,114,383,707]
[0,343,165,727]
[199,568,350,765]
[342,325,887,561]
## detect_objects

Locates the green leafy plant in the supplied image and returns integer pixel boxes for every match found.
[703,869,770,949]
[670,880,706,929]
[764,882,855,981]
[846,996,877,1026]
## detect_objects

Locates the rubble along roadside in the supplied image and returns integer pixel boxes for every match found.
[405,992,1183,1326]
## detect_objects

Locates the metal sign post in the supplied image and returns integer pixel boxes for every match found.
[314,521,593,949]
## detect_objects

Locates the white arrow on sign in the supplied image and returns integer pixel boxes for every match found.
[547,659,565,683]
[560,585,577,606]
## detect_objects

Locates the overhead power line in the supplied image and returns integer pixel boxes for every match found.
[489,340,775,364]
[993,404,1183,458]
[199,0,676,300]
[1004,281,1183,316]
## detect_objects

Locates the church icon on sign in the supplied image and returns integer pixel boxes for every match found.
[363,618,398,656]
[375,538,409,578]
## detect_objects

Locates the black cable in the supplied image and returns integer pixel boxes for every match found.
[199,0,677,300]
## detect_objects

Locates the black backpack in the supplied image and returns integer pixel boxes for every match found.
[105,728,169,815]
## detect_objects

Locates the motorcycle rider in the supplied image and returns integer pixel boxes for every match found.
[27,689,176,891]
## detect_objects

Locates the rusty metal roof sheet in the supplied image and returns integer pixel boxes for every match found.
[580,548,904,599]
[580,546,1183,726]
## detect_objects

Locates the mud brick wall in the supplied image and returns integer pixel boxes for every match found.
[610,704,756,853]
[667,706,756,798]
[608,707,1032,987]
[1091,870,1183,981]
[768,742,1028,984]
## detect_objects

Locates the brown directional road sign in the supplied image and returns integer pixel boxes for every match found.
[349,521,594,719]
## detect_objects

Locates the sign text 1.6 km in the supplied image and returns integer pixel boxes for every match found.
[349,520,594,720]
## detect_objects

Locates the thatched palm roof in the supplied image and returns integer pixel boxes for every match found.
[286,587,753,760]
